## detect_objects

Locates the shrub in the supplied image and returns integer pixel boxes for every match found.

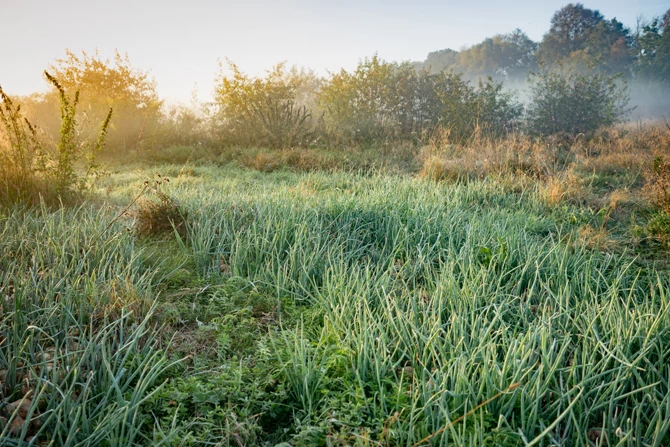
[318,57,425,144]
[213,61,320,148]
[433,72,522,142]
[46,50,162,154]
[156,105,209,148]
[526,69,631,136]
[318,56,522,145]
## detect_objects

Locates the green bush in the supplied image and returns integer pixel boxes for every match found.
[318,55,522,145]
[212,61,320,149]
[526,69,631,136]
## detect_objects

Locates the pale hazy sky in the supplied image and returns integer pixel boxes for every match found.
[1,0,667,103]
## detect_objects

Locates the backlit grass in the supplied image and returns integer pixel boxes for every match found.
[1,166,669,446]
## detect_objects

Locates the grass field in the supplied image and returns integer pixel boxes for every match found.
[3,2,670,443]
[2,159,669,446]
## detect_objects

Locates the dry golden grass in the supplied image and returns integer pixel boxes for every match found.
[608,188,634,210]
[241,152,281,173]
[542,169,589,206]
[417,126,670,213]
[577,224,616,251]
[643,157,670,216]
[418,151,465,182]
[134,182,188,238]
[240,148,341,173]
[279,148,339,171]
[419,128,558,182]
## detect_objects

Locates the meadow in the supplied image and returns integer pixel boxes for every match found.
[2,16,670,442]
[2,136,670,445]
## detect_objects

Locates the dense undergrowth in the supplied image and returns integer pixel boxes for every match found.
[2,166,670,446]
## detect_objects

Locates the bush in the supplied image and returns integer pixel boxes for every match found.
[318,56,522,145]
[213,61,320,148]
[46,50,162,154]
[155,104,210,148]
[318,57,427,144]
[526,69,631,136]
[433,72,522,142]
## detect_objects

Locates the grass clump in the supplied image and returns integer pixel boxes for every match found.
[134,177,188,238]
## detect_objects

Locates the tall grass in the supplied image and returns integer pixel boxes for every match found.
[0,87,46,203]
[0,204,178,446]
[3,164,670,445]
[138,169,670,445]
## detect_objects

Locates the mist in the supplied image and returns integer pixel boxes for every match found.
[628,80,670,121]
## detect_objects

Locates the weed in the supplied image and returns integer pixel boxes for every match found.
[0,72,112,205]
[134,176,187,238]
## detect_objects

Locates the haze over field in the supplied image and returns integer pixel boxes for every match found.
[1,0,667,103]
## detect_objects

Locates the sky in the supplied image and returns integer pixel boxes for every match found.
[0,0,668,104]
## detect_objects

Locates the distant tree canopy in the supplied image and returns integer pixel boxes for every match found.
[538,3,633,74]
[636,13,670,83]
[459,30,538,80]
[540,3,606,61]
[420,30,537,81]
[422,49,459,74]
[415,4,669,85]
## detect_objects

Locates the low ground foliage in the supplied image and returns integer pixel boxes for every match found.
[2,159,670,445]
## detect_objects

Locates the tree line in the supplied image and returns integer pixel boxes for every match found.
[417,3,670,84]
[3,3,668,154]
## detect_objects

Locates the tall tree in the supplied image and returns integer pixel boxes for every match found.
[539,3,632,75]
[635,9,670,83]
[539,3,605,62]
[458,29,538,80]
